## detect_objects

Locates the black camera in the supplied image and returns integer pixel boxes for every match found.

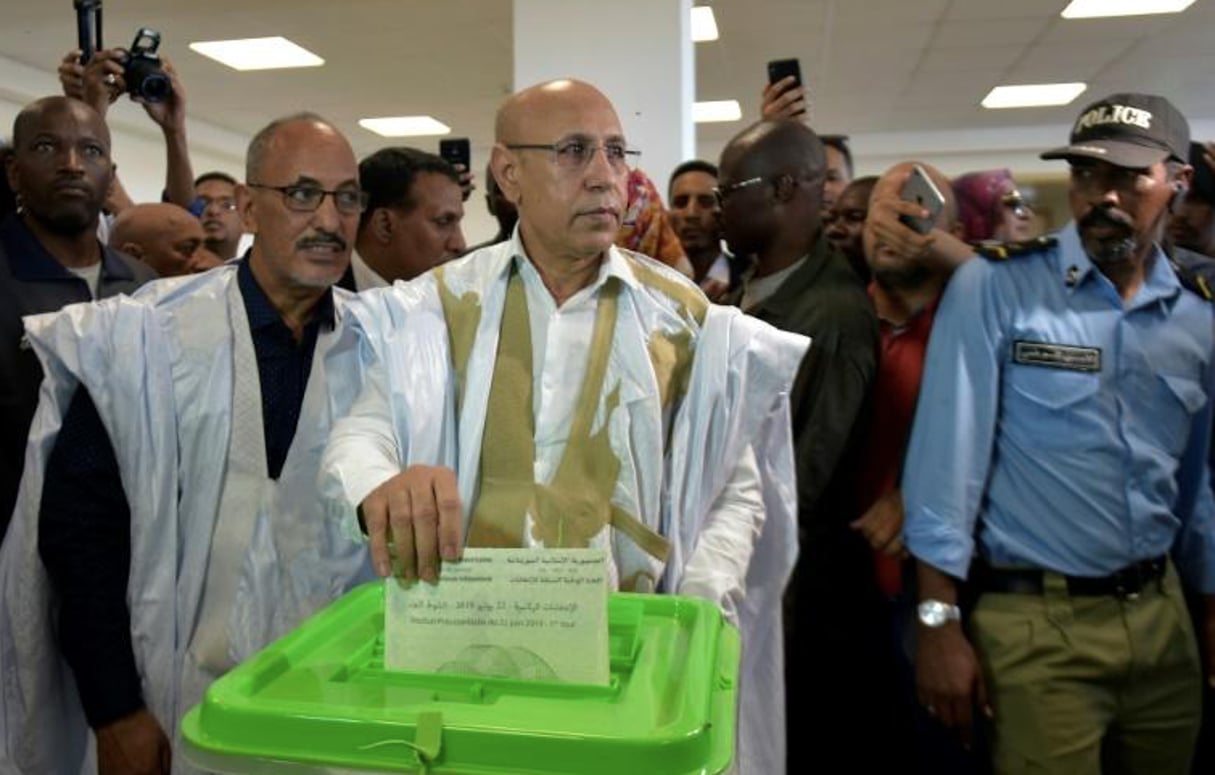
[122,28,171,103]
[73,2,172,103]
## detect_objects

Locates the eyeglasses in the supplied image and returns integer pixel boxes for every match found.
[247,182,368,215]
[506,140,640,171]
[712,177,765,207]
[194,195,237,213]
[1000,191,1033,219]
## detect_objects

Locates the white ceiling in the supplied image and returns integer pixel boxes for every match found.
[2,0,1213,169]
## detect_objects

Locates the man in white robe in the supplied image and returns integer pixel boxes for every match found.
[321,79,807,775]
[0,112,371,774]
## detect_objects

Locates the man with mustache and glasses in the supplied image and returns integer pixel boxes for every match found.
[0,113,372,775]
[897,93,1215,774]
[321,79,806,775]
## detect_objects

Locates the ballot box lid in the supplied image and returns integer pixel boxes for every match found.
[181,582,738,775]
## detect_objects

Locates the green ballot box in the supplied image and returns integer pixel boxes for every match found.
[181,582,739,774]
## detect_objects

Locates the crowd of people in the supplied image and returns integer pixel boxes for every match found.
[0,38,1212,775]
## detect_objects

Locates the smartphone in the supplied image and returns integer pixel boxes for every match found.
[899,164,946,235]
[439,138,471,171]
[767,58,804,117]
[767,58,802,89]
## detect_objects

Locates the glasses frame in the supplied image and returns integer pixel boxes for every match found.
[247,182,369,215]
[505,140,641,171]
[712,177,765,207]
[1000,190,1033,220]
[194,195,238,213]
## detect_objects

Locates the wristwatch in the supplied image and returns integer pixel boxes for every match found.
[917,599,961,628]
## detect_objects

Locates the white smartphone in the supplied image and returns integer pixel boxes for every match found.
[899,164,946,235]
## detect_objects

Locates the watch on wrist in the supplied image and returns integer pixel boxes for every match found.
[917,599,961,628]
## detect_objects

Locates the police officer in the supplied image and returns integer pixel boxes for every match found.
[900,93,1215,775]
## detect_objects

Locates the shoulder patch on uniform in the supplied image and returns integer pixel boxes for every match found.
[975,236,1058,261]
[1170,260,1215,301]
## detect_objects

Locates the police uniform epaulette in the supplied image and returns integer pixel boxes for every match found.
[1170,260,1215,301]
[974,236,1058,261]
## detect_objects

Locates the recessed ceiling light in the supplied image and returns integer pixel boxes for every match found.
[694,100,741,123]
[189,37,323,71]
[981,83,1088,109]
[1061,0,1195,18]
[692,6,719,42]
[358,116,452,137]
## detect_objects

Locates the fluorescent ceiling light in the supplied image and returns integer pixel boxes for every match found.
[189,37,323,71]
[981,83,1088,109]
[359,116,451,137]
[694,100,741,123]
[1062,0,1195,18]
[691,6,719,42]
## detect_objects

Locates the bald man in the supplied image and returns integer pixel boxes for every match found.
[109,202,219,278]
[716,120,883,771]
[322,80,807,775]
[0,96,155,544]
[0,112,372,774]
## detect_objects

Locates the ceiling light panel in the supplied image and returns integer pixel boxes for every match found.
[1061,0,1195,19]
[981,83,1088,109]
[694,100,742,123]
[189,37,324,71]
[358,116,452,137]
[692,6,719,42]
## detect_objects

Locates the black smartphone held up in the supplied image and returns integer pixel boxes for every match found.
[767,58,804,117]
[440,138,471,171]
[899,164,946,235]
[767,57,802,89]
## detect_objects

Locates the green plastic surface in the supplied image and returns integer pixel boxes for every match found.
[181,582,739,774]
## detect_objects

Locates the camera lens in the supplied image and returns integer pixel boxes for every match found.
[125,56,171,103]
[138,72,171,102]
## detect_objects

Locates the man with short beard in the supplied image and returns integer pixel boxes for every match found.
[0,96,155,542]
[0,112,372,774]
[193,171,245,261]
[667,159,732,298]
[342,147,467,290]
[901,93,1215,774]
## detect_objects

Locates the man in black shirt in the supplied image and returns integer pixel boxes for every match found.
[0,96,154,545]
[0,112,371,774]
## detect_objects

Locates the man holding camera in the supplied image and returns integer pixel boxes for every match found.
[901,93,1215,774]
[58,43,195,213]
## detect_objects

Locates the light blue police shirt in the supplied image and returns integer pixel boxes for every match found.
[902,222,1215,594]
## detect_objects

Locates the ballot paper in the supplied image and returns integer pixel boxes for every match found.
[384,548,611,685]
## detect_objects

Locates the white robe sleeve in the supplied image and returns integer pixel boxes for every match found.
[321,353,406,534]
[676,445,762,626]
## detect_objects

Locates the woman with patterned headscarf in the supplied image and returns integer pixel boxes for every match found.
[615,167,694,277]
[952,168,1037,244]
